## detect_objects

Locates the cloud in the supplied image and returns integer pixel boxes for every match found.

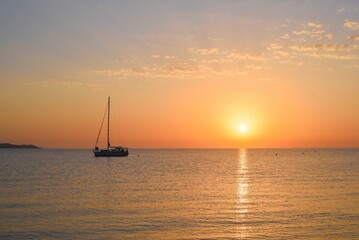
[292,29,324,38]
[25,79,97,89]
[279,60,304,66]
[274,50,291,58]
[227,52,268,62]
[268,20,359,64]
[244,65,263,70]
[194,48,219,55]
[307,22,322,29]
[337,7,350,13]
[270,43,353,52]
[283,21,336,42]
[344,20,359,31]
[289,44,351,52]
[200,58,232,64]
[89,46,271,81]
[150,54,177,60]
[268,43,284,50]
[164,55,176,60]
[310,30,325,36]
[163,65,199,74]
[347,35,359,41]
[325,34,334,40]
[304,52,357,60]
[292,30,310,36]
[213,69,247,77]
[280,34,290,39]
[189,47,268,62]
[63,81,83,88]
[90,63,248,81]
[188,48,268,62]
[268,41,359,62]
[91,68,150,78]
[259,77,278,85]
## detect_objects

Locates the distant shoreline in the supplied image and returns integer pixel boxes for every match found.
[0,143,42,149]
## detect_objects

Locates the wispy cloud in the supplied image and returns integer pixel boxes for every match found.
[25,79,97,89]
[303,52,357,60]
[269,43,353,52]
[91,68,151,78]
[188,47,269,63]
[200,58,232,64]
[347,35,359,41]
[150,54,177,60]
[278,60,304,66]
[163,65,199,74]
[310,30,325,36]
[337,7,350,13]
[292,30,311,36]
[268,19,359,64]
[268,43,284,50]
[244,65,263,70]
[90,63,248,81]
[344,20,359,31]
[307,22,323,29]
[290,24,327,41]
[274,50,291,58]
[289,44,351,52]
[91,18,359,81]
[344,20,359,41]
[280,34,290,39]
[86,46,274,82]
[325,34,334,40]
[227,52,268,62]
[193,48,219,55]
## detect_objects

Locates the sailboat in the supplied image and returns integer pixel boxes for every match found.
[93,97,129,157]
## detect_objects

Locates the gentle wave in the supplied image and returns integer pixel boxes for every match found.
[0,149,358,239]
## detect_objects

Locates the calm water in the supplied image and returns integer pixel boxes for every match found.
[0,149,358,239]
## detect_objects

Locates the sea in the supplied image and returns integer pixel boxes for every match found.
[0,148,358,239]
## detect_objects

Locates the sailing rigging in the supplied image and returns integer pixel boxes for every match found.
[93,97,128,157]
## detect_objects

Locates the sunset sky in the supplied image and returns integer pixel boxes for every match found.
[1,0,358,148]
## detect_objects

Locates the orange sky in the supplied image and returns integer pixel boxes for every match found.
[1,1,358,148]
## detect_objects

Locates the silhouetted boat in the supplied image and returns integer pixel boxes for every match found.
[93,97,128,157]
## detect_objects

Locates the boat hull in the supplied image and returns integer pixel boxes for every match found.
[93,148,128,157]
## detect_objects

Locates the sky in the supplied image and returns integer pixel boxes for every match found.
[0,0,358,148]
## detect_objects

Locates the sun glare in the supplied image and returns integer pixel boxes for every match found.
[239,124,248,133]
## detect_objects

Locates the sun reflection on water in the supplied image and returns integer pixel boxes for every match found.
[236,148,250,238]
[238,149,248,203]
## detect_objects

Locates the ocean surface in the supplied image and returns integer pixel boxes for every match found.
[0,148,358,239]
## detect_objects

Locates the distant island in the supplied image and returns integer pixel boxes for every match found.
[0,143,42,149]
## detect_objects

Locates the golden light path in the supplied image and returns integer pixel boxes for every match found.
[236,149,250,238]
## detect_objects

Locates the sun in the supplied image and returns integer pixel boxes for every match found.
[238,124,248,133]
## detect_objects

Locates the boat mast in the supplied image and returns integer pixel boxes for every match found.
[107,96,110,149]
